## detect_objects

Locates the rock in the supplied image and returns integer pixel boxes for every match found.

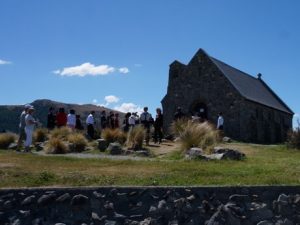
[37,193,56,206]
[97,139,108,152]
[135,150,150,157]
[123,150,134,155]
[56,193,71,203]
[3,200,13,209]
[222,137,232,143]
[278,194,289,202]
[257,221,274,225]
[34,142,44,151]
[104,220,116,225]
[12,219,21,225]
[213,147,245,160]
[31,218,43,225]
[249,202,273,223]
[107,143,122,155]
[71,194,89,206]
[19,210,30,218]
[8,143,18,150]
[229,194,251,203]
[185,147,204,159]
[21,195,36,206]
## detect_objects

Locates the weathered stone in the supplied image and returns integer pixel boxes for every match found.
[19,210,30,218]
[38,193,56,205]
[56,193,71,203]
[185,148,204,159]
[107,143,122,155]
[71,194,89,206]
[222,137,232,143]
[104,220,116,225]
[12,219,21,225]
[213,147,245,160]
[8,143,18,150]
[93,191,105,199]
[97,139,108,152]
[229,194,251,203]
[256,221,274,225]
[21,195,36,206]
[249,203,273,223]
[135,150,150,157]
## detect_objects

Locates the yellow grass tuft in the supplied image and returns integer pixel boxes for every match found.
[67,133,88,152]
[33,128,48,143]
[50,127,72,140]
[45,137,69,154]
[126,125,146,150]
[0,133,16,149]
[102,128,127,145]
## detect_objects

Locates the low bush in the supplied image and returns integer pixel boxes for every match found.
[126,125,145,150]
[102,128,127,145]
[50,127,72,140]
[172,120,219,152]
[33,128,48,143]
[287,122,300,149]
[67,133,88,152]
[45,137,69,154]
[0,133,16,149]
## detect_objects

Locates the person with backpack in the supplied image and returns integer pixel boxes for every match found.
[140,107,153,146]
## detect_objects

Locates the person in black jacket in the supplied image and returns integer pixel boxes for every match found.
[75,115,84,130]
[154,108,163,144]
[47,107,56,130]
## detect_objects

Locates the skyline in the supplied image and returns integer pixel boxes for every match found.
[0,0,299,127]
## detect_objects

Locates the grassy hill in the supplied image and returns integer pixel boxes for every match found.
[0,99,124,133]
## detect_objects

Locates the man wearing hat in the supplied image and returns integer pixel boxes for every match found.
[17,104,31,150]
[24,106,38,152]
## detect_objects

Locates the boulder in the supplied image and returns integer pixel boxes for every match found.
[222,137,232,143]
[97,139,108,152]
[213,147,245,160]
[185,148,205,160]
[34,142,44,151]
[8,143,18,150]
[107,143,122,155]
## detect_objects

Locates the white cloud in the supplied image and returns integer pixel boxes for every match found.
[0,59,12,65]
[104,95,120,105]
[294,113,299,118]
[114,103,143,113]
[119,67,130,74]
[54,63,116,77]
[92,99,98,104]
[54,63,130,77]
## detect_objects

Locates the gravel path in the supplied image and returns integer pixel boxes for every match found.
[34,151,155,161]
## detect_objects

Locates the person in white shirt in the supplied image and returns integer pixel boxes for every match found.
[17,104,31,150]
[67,109,76,129]
[24,106,38,152]
[86,111,95,139]
[217,112,224,130]
[128,113,136,128]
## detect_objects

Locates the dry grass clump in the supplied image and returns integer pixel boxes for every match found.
[170,118,189,137]
[67,133,88,152]
[50,127,72,140]
[171,120,219,152]
[45,137,69,154]
[126,125,146,150]
[0,133,16,149]
[287,122,300,149]
[102,128,127,145]
[33,128,48,143]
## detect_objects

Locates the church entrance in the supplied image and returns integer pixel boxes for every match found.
[190,102,207,119]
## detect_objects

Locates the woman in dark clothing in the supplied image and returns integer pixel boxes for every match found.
[154,108,163,144]
[75,115,84,130]
[47,107,56,129]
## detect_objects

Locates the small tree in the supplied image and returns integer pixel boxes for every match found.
[287,120,300,149]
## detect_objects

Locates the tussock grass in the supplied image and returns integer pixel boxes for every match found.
[45,137,69,154]
[171,120,219,152]
[67,133,88,152]
[50,127,72,140]
[127,125,145,150]
[33,128,48,143]
[0,133,16,149]
[102,128,127,145]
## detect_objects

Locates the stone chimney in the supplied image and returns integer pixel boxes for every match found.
[257,73,262,79]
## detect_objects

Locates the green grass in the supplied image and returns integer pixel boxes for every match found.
[1,143,300,187]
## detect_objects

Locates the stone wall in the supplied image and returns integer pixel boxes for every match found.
[1,186,300,225]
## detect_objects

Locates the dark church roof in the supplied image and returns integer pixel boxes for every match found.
[206,53,293,114]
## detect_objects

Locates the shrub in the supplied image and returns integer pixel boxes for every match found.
[287,122,300,149]
[50,127,72,140]
[33,128,48,143]
[67,133,88,152]
[172,120,219,152]
[126,125,146,150]
[45,137,69,154]
[0,133,16,149]
[170,118,189,137]
[102,128,127,145]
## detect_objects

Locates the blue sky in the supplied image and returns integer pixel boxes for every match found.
[0,0,299,126]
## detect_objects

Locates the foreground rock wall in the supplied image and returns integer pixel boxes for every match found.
[1,186,300,225]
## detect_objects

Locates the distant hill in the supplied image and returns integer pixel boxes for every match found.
[0,99,124,133]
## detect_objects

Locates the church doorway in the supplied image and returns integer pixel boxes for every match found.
[190,102,207,119]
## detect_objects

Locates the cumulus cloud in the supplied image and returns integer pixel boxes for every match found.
[119,67,130,74]
[104,95,120,105]
[0,59,12,65]
[54,63,130,77]
[54,63,115,77]
[114,103,143,113]
[92,99,98,104]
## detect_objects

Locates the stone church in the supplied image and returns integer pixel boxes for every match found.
[161,49,293,143]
